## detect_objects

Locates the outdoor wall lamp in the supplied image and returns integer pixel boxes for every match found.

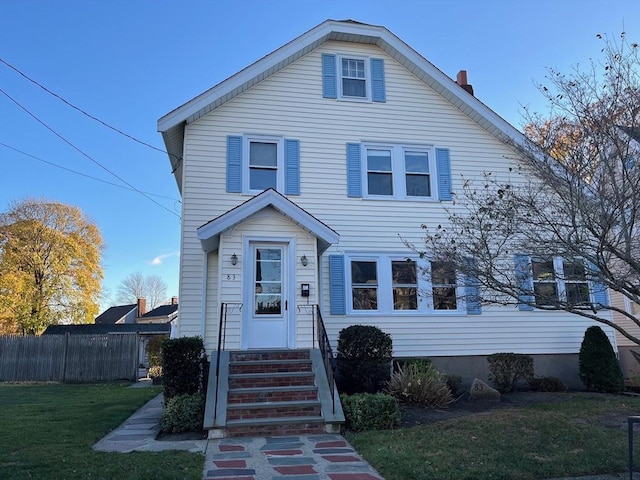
[231,253,238,265]
[300,255,308,266]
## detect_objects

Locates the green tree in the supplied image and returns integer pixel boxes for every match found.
[0,198,104,334]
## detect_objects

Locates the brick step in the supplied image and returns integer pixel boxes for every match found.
[226,400,321,421]
[225,416,326,437]
[227,385,319,404]
[229,358,312,375]
[228,372,315,389]
[229,349,310,362]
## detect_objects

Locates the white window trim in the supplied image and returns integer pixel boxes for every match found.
[338,55,371,102]
[243,134,285,194]
[361,143,438,201]
[624,296,640,317]
[345,253,464,315]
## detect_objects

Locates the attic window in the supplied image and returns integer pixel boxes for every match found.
[341,57,367,98]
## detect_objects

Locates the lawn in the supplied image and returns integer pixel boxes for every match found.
[0,383,203,480]
[346,392,640,480]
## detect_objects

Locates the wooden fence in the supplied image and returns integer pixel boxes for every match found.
[0,333,139,382]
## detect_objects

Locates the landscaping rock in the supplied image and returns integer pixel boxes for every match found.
[469,378,501,402]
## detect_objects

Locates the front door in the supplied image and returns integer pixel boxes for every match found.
[245,243,290,348]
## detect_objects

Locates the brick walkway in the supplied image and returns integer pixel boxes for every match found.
[203,434,383,480]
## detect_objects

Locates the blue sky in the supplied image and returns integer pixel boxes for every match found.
[0,0,638,311]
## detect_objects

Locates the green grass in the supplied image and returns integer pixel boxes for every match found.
[0,383,203,480]
[346,392,640,480]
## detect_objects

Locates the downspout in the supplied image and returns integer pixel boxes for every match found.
[201,251,208,341]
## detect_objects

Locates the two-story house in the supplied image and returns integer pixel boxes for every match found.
[158,19,618,438]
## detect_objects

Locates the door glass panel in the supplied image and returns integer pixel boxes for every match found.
[255,248,282,315]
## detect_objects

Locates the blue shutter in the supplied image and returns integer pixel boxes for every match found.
[284,139,300,195]
[346,143,362,198]
[436,148,452,201]
[588,261,610,307]
[514,254,534,311]
[226,135,242,193]
[322,54,337,99]
[370,58,386,102]
[464,258,481,315]
[329,255,346,315]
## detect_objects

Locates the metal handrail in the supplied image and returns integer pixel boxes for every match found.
[314,305,336,414]
[214,303,242,423]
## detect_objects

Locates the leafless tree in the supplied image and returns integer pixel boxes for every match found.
[421,34,640,344]
[116,272,168,309]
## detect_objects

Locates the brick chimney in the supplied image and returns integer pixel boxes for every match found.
[137,298,146,316]
[456,70,474,95]
[171,296,178,305]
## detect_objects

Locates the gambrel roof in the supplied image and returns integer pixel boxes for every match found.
[157,19,525,193]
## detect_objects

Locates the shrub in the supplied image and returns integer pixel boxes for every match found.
[336,325,392,394]
[487,353,534,393]
[341,393,401,432]
[161,393,205,433]
[162,336,206,399]
[444,374,463,396]
[147,334,168,368]
[393,357,432,372]
[386,361,453,408]
[148,365,163,379]
[529,376,566,392]
[579,326,624,393]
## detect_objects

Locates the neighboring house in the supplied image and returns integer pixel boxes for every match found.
[44,323,171,368]
[611,125,640,382]
[137,297,179,324]
[94,303,137,324]
[157,19,618,396]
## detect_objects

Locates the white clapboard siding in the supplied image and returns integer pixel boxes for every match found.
[176,40,615,357]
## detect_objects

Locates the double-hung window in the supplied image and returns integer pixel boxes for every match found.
[244,135,284,193]
[341,57,367,99]
[431,261,458,310]
[363,144,436,199]
[345,255,466,314]
[350,260,378,310]
[531,258,590,307]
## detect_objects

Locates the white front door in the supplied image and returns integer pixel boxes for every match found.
[245,243,290,348]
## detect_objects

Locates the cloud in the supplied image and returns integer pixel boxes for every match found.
[150,251,180,266]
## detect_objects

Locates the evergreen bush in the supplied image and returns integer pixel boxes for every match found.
[162,336,206,399]
[340,393,401,432]
[579,326,624,393]
[336,325,392,394]
[147,334,168,368]
[161,393,205,433]
[487,353,534,392]
[529,376,566,392]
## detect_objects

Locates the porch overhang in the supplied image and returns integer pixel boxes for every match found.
[196,189,339,254]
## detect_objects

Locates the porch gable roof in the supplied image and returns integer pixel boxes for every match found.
[196,189,339,253]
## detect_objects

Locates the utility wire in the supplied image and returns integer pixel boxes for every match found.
[0,142,181,202]
[0,57,182,165]
[0,88,180,218]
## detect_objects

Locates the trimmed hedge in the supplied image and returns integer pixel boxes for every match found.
[529,376,566,392]
[161,393,205,433]
[336,325,392,394]
[341,393,401,432]
[487,353,534,393]
[579,326,624,393]
[162,336,206,399]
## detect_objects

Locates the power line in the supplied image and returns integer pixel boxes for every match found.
[0,88,180,219]
[0,142,181,202]
[0,57,182,165]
